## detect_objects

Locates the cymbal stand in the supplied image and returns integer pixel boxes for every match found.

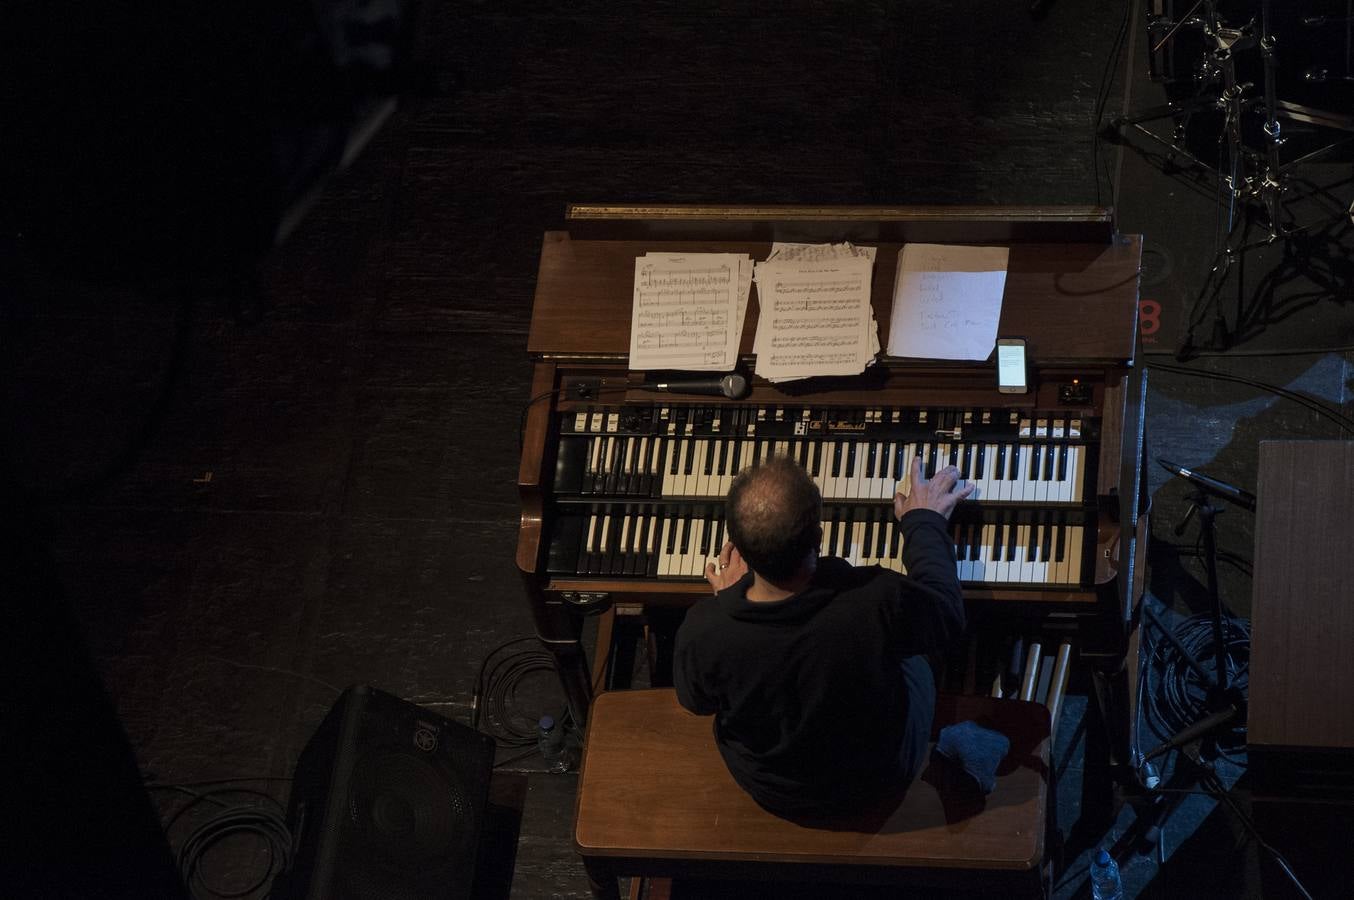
[1111,0,1354,357]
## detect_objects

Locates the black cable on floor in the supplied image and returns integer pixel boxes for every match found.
[1146,360,1354,434]
[1141,611,1250,762]
[149,783,292,899]
[472,636,570,751]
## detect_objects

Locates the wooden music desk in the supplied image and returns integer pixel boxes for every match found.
[574,689,1052,899]
[1250,440,1354,796]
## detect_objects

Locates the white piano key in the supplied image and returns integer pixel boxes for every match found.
[661,440,678,497]
[1034,446,1050,503]
[1014,524,1033,583]
[851,520,867,567]
[699,517,716,576]
[848,445,867,500]
[693,440,711,497]
[982,524,1002,583]
[1068,446,1086,502]
[1015,446,1034,501]
[588,436,603,482]
[877,442,895,500]
[1064,525,1083,586]
[662,517,682,576]
[1029,523,1050,584]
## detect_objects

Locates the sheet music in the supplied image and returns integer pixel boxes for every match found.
[752,256,877,382]
[767,241,877,264]
[629,253,750,371]
[887,243,1009,361]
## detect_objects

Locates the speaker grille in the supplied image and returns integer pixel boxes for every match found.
[348,750,475,865]
[283,686,495,900]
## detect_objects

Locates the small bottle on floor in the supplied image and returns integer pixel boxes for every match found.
[1090,848,1124,900]
[537,714,571,773]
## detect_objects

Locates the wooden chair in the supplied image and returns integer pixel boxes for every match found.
[574,688,1056,899]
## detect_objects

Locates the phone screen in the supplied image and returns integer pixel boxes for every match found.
[997,341,1027,390]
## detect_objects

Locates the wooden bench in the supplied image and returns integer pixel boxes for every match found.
[574,689,1054,899]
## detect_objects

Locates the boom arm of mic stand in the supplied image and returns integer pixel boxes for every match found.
[1143,703,1240,762]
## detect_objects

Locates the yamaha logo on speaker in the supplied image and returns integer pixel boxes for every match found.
[413,722,438,752]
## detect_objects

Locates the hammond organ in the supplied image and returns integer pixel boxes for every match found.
[517,206,1148,723]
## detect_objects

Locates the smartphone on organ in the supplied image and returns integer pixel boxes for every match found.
[996,337,1029,394]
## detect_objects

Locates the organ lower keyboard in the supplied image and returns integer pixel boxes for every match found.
[517,205,1149,723]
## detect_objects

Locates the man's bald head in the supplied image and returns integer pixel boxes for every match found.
[726,457,822,581]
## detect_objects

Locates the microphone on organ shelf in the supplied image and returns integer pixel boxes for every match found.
[637,373,750,400]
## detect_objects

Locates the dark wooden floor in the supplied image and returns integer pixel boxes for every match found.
[5,0,1353,897]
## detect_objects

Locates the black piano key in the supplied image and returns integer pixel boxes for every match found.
[629,514,646,576]
[577,513,595,575]
[866,442,877,480]
[890,518,902,560]
[846,441,858,478]
[547,514,584,575]
[875,510,889,558]
[684,438,696,475]
[948,443,959,469]
[1057,443,1069,482]
[647,513,663,577]
[1043,443,1055,481]
[616,437,632,495]
[704,439,716,477]
[1006,520,1018,562]
[669,438,681,476]
[926,443,938,477]
[645,439,660,496]
[552,437,587,494]
[975,443,986,481]
[1029,443,1041,481]
[1027,524,1037,562]
[583,436,599,494]
[602,515,621,575]
[832,442,843,478]
[995,444,1006,481]
[1041,519,1053,561]
[602,438,621,495]
[894,443,906,482]
[968,523,981,561]
[1054,524,1066,563]
[1007,444,1020,480]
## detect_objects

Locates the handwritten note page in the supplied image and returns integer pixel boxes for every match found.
[629,253,750,371]
[887,243,1009,361]
[752,256,877,382]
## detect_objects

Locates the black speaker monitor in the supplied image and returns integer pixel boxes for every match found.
[277,685,495,899]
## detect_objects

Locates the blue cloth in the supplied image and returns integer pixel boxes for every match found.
[934,720,1010,794]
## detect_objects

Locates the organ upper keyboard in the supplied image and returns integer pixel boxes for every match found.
[517,205,1148,719]
[547,403,1098,588]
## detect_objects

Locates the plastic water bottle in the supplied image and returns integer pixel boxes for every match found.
[537,714,570,773]
[1090,848,1124,900]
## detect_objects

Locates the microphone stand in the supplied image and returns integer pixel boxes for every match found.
[1145,485,1248,761]
[1132,476,1251,856]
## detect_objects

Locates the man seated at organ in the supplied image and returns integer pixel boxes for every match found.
[673,455,973,815]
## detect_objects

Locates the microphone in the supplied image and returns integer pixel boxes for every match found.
[1157,458,1256,511]
[638,373,750,400]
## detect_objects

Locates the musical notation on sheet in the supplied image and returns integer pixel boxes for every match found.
[629,254,750,371]
[752,256,877,381]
